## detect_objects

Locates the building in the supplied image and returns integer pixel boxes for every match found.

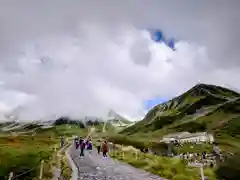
[161,132,214,144]
[161,132,191,143]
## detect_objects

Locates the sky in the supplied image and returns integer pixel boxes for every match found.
[144,98,168,111]
[0,0,240,121]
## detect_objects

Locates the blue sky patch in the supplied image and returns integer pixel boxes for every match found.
[144,98,168,110]
[150,29,176,50]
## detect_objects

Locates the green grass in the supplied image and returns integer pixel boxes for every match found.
[0,124,85,179]
[107,134,216,155]
[173,144,213,154]
[110,145,217,180]
[60,145,72,179]
[0,135,57,179]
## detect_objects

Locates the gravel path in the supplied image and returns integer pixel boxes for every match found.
[70,147,166,180]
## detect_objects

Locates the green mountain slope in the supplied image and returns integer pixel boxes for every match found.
[121,83,240,151]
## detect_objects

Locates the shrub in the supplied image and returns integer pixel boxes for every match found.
[110,146,203,180]
[107,135,147,149]
[172,174,192,180]
[215,152,240,180]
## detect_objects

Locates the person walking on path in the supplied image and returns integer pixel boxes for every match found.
[74,136,78,149]
[96,140,101,154]
[80,138,86,157]
[60,136,64,148]
[87,140,93,154]
[102,140,109,157]
[79,137,83,145]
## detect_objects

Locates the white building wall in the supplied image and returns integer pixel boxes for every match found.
[161,132,214,144]
[178,135,213,144]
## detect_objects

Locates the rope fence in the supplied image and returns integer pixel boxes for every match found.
[8,160,44,180]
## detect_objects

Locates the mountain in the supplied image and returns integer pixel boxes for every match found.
[107,110,132,126]
[0,113,129,135]
[121,83,240,151]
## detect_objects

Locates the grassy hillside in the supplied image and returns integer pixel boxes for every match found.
[0,123,90,180]
[121,83,240,152]
[0,114,130,179]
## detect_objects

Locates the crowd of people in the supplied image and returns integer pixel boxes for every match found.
[179,151,218,168]
[73,136,109,157]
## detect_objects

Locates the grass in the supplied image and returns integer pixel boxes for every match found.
[60,145,72,179]
[0,124,84,179]
[110,144,217,180]
[173,144,213,154]
[0,135,57,179]
[60,155,72,179]
[107,134,215,155]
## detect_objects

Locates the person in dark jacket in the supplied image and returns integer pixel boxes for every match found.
[96,140,101,154]
[60,136,64,148]
[80,139,85,157]
[74,136,78,149]
[79,137,83,145]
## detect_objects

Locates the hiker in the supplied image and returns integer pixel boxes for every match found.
[60,136,64,148]
[210,161,214,168]
[96,140,101,154]
[74,136,78,149]
[80,138,86,157]
[79,137,83,143]
[87,139,93,153]
[102,140,109,157]
[86,139,89,147]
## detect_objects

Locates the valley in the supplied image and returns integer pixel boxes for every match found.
[0,83,239,179]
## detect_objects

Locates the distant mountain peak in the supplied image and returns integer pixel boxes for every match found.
[107,110,131,124]
[188,83,240,98]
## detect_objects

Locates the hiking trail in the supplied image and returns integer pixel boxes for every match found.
[70,146,166,180]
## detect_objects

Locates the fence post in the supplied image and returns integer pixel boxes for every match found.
[55,144,57,152]
[39,160,44,179]
[200,164,204,180]
[121,144,124,159]
[135,151,138,160]
[8,172,13,180]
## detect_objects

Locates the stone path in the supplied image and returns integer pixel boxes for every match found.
[70,147,166,180]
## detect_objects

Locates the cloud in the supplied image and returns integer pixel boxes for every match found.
[0,1,239,121]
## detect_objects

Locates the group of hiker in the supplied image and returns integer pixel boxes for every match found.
[74,136,109,157]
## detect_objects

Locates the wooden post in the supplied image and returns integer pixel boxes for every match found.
[54,144,57,152]
[121,144,124,159]
[135,151,138,160]
[8,172,13,180]
[200,164,204,180]
[39,160,44,179]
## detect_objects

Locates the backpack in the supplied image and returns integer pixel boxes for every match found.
[87,142,92,150]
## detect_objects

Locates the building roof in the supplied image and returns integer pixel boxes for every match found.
[163,132,212,140]
[163,132,190,139]
[177,132,207,140]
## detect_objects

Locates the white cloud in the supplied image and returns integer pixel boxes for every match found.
[0,1,239,121]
